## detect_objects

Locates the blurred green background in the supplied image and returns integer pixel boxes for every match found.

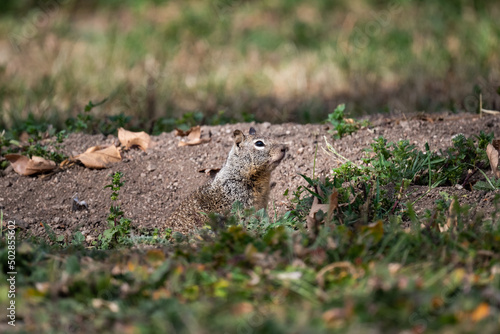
[0,0,499,133]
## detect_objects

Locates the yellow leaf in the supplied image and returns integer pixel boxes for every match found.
[152,288,171,300]
[127,261,136,272]
[214,279,230,298]
[146,249,166,263]
[361,220,384,243]
[471,302,490,322]
[24,287,46,298]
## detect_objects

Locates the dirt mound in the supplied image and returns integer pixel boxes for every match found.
[2,113,500,243]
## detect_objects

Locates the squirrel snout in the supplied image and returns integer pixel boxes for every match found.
[272,145,287,164]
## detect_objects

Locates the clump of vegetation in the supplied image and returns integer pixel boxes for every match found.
[326,104,369,139]
[66,98,133,135]
[2,189,499,332]
[365,131,493,188]
[23,130,68,163]
[98,171,131,249]
[288,131,495,227]
[0,125,68,167]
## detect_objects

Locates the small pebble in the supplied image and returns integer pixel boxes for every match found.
[147,163,157,172]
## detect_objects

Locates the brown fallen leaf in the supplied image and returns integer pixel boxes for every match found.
[441,197,458,232]
[492,139,500,151]
[74,145,122,169]
[177,125,211,147]
[328,189,339,219]
[426,210,440,233]
[486,143,500,178]
[174,128,192,137]
[118,127,151,151]
[4,154,57,176]
[230,302,254,316]
[322,300,354,327]
[306,186,339,232]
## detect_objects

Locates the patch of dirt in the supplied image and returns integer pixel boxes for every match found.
[2,112,500,243]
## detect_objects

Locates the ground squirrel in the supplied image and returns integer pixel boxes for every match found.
[165,127,287,232]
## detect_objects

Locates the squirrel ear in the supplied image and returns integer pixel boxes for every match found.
[233,130,244,147]
[249,127,256,135]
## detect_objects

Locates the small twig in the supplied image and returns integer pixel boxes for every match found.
[411,186,438,206]
[312,143,318,180]
[480,93,483,118]
[481,108,500,115]
[461,163,482,187]
[322,136,361,167]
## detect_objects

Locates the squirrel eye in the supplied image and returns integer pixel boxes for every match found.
[254,140,265,147]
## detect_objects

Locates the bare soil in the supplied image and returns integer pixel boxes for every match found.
[2,112,500,243]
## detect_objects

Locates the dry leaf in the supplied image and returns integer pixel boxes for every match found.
[316,262,358,288]
[5,154,56,176]
[361,220,384,243]
[486,143,500,178]
[328,189,339,219]
[74,145,122,169]
[426,210,440,233]
[231,302,254,316]
[306,187,339,231]
[322,301,353,326]
[118,127,151,151]
[177,125,211,146]
[492,139,500,151]
[174,128,192,137]
[471,302,490,322]
[441,197,458,232]
[306,195,328,231]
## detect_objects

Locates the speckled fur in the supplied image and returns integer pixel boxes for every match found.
[164,128,286,232]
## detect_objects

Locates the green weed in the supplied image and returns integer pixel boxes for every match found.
[326,104,368,139]
[0,126,67,165]
[24,132,67,163]
[65,98,108,133]
[98,171,131,249]
[290,132,495,227]
[6,194,500,332]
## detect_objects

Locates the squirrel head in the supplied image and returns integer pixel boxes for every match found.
[229,127,287,174]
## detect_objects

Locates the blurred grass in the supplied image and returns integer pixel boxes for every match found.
[1,203,500,333]
[0,0,499,132]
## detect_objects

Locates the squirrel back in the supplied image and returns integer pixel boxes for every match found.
[165,127,286,232]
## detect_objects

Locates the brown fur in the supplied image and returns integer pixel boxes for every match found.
[164,128,286,233]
